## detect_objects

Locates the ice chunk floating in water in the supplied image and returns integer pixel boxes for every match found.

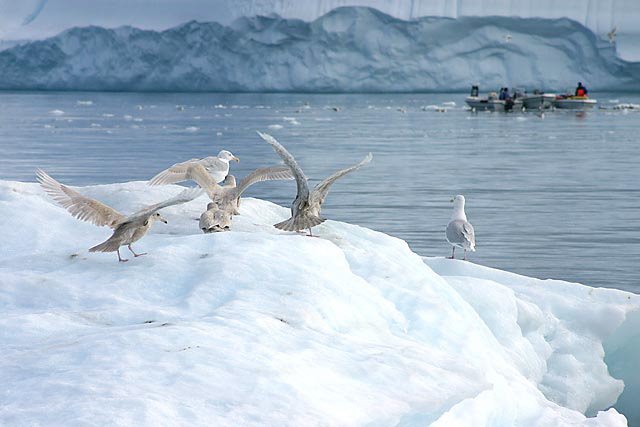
[0,179,638,426]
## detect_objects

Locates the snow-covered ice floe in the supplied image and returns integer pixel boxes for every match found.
[0,179,638,426]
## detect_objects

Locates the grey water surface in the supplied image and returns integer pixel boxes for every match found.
[1,91,638,292]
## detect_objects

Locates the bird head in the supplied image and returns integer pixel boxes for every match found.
[451,195,465,208]
[218,150,239,163]
[153,212,168,224]
[222,175,237,187]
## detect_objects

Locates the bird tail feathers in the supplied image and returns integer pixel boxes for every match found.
[89,239,121,253]
[274,215,326,232]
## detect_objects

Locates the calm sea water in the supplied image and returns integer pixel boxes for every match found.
[1,91,639,292]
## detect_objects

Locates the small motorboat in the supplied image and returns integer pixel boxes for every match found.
[553,95,597,110]
[522,92,556,110]
[465,84,493,111]
[465,85,522,112]
[465,96,492,111]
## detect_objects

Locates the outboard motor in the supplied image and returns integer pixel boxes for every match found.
[505,98,514,111]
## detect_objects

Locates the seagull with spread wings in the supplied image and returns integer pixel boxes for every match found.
[37,169,201,262]
[148,150,239,186]
[178,163,294,233]
[257,131,372,236]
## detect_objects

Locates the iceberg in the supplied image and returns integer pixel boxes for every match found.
[1,178,638,426]
[0,7,639,92]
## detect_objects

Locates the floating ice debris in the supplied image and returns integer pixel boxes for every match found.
[214,104,226,109]
[608,99,620,103]
[123,115,133,121]
[133,118,143,122]
[48,110,64,116]
[282,117,300,125]
[422,105,448,112]
[613,103,640,110]
[193,116,201,120]
[90,123,101,127]
[136,105,143,110]
[175,105,185,111]
[102,113,115,118]
[43,124,53,129]
[442,101,456,107]
[216,132,223,136]
[76,100,93,106]
[268,124,284,130]
[185,126,199,132]
[314,118,332,121]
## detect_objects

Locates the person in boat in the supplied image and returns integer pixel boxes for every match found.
[575,82,588,97]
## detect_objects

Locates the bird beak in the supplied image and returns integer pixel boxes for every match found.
[232,156,240,163]
[159,216,168,224]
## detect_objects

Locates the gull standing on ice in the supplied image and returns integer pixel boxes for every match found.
[258,131,372,236]
[446,195,476,260]
[181,163,294,233]
[148,150,239,186]
[37,170,201,262]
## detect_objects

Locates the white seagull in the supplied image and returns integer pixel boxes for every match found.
[148,150,239,186]
[446,195,476,260]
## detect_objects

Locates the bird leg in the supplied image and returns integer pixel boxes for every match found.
[463,249,467,261]
[128,244,147,257]
[117,248,129,263]
[307,228,313,237]
[448,247,455,259]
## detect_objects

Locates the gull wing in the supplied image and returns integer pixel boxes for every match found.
[462,221,476,247]
[310,152,372,207]
[184,163,224,199]
[257,131,309,201]
[446,220,475,249]
[127,187,203,222]
[36,169,125,228]
[147,158,201,185]
[235,166,294,197]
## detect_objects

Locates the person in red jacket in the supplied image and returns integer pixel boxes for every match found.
[575,82,588,97]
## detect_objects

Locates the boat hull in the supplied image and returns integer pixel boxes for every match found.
[522,94,556,110]
[465,97,491,111]
[553,98,597,110]
[466,97,522,112]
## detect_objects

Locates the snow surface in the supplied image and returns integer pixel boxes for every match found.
[0,7,639,92]
[1,179,639,426]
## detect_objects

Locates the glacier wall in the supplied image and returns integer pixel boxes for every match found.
[0,7,638,93]
[4,0,638,39]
